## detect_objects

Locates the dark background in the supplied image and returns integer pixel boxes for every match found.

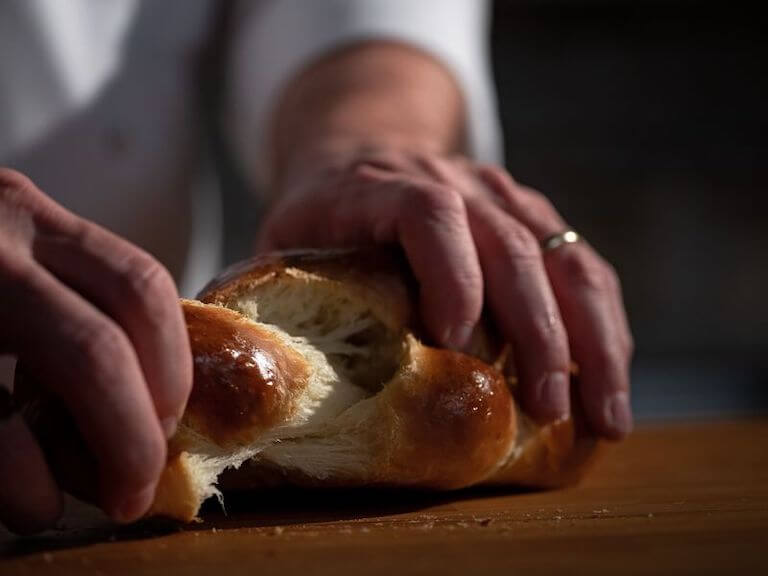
[490,0,767,418]
[219,0,768,420]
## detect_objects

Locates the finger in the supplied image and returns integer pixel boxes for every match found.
[477,166,633,438]
[415,155,482,202]
[547,248,633,439]
[31,209,192,438]
[465,198,572,421]
[394,183,484,349]
[11,262,166,522]
[0,407,63,534]
[348,148,433,179]
[261,165,484,348]
[475,165,567,238]
[586,254,634,364]
[15,374,99,506]
[608,267,634,358]
[417,157,572,421]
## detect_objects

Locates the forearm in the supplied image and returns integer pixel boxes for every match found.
[270,41,466,191]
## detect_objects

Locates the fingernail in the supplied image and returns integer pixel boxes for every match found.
[113,484,156,523]
[535,372,570,420]
[443,323,474,350]
[161,416,177,439]
[605,392,633,437]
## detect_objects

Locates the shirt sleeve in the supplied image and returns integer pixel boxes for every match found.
[226,0,503,190]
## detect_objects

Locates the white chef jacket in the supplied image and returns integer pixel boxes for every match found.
[0,0,501,298]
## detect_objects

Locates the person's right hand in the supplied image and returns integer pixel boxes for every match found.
[0,168,192,534]
[261,146,634,441]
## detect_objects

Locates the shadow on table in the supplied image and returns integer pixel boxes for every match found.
[0,485,529,559]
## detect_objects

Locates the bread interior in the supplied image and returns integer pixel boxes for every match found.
[229,271,403,393]
[178,271,404,508]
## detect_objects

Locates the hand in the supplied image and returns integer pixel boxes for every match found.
[259,147,633,440]
[0,169,192,533]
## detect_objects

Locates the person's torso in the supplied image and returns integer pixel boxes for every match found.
[0,0,218,292]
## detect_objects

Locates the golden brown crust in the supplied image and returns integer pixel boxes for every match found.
[199,248,414,334]
[181,300,310,448]
[485,415,600,488]
[377,343,517,488]
[147,452,202,522]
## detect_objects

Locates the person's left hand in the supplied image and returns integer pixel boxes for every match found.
[258,146,634,440]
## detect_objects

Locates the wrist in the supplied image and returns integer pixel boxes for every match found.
[269,41,466,195]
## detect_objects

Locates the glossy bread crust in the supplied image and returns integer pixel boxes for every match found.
[377,343,516,489]
[200,248,414,334]
[179,300,310,449]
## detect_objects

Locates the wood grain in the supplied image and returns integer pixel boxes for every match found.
[2,419,767,575]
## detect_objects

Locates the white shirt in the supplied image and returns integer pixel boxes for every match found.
[0,0,501,297]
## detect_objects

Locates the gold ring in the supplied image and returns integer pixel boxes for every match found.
[541,229,580,253]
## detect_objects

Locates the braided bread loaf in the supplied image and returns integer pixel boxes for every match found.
[149,249,598,521]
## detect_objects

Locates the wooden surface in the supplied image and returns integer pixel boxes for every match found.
[1,419,767,575]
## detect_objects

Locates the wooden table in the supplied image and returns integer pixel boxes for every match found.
[2,419,767,575]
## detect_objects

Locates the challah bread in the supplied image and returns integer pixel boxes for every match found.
[147,248,599,521]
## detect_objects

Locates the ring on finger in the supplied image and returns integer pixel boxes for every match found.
[541,229,581,253]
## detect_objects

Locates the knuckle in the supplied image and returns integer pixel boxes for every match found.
[481,164,509,183]
[0,168,35,194]
[411,151,435,169]
[72,319,133,374]
[509,224,541,259]
[590,345,627,379]
[125,255,176,299]
[561,250,611,293]
[351,162,383,183]
[484,165,521,195]
[40,206,96,248]
[346,164,398,196]
[351,160,386,181]
[528,312,568,357]
[493,222,541,263]
[121,254,180,333]
[411,183,465,218]
[0,169,47,212]
[65,216,94,244]
[353,150,412,175]
[0,171,32,214]
[460,265,485,296]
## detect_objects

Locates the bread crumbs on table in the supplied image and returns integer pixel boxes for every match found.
[476,517,493,527]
